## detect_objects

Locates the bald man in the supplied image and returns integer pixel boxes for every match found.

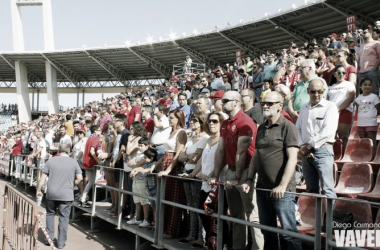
[296,79,338,198]
[246,91,302,249]
[209,91,264,249]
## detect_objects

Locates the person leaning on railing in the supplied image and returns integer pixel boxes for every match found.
[177,112,209,247]
[182,112,228,247]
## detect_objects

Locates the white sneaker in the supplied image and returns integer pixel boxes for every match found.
[139,220,150,228]
[127,218,142,225]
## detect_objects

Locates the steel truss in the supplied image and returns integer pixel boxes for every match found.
[267,20,312,43]
[84,50,135,86]
[173,42,221,69]
[322,1,375,27]
[218,32,263,57]
[128,48,172,77]
[41,53,85,87]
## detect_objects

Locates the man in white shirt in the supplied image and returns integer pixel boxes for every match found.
[150,104,171,159]
[296,79,338,198]
[59,125,72,148]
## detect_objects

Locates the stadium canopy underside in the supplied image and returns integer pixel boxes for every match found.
[0,0,379,91]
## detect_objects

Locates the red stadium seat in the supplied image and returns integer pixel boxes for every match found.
[335,138,373,169]
[357,168,380,202]
[333,139,343,161]
[348,121,359,139]
[297,194,326,234]
[335,163,373,198]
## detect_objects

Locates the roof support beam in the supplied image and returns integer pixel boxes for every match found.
[322,1,374,27]
[41,53,83,87]
[218,32,263,56]
[173,42,221,69]
[0,54,43,88]
[267,20,311,43]
[127,48,172,77]
[83,50,134,86]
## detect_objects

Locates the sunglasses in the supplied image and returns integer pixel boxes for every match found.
[208,119,220,124]
[221,99,238,104]
[336,72,347,75]
[309,90,324,95]
[260,102,280,107]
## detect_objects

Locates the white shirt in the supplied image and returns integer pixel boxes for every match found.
[328,81,355,112]
[296,98,339,149]
[150,116,171,145]
[39,140,47,158]
[184,135,209,171]
[60,135,72,147]
[73,137,87,161]
[355,93,380,127]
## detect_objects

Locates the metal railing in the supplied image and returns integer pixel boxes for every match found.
[2,184,37,250]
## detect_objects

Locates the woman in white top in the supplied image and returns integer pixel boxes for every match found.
[150,109,187,239]
[177,112,209,246]
[328,65,356,148]
[183,112,227,247]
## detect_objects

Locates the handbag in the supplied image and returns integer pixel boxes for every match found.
[322,209,354,232]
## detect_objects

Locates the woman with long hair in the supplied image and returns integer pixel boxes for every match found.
[336,50,357,85]
[150,109,187,239]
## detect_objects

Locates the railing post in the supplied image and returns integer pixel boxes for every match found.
[116,170,124,229]
[157,175,166,248]
[325,198,333,250]
[217,182,224,250]
[2,193,8,250]
[153,176,161,246]
[314,196,323,250]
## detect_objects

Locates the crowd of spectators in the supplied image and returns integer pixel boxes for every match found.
[0,103,18,115]
[0,22,380,249]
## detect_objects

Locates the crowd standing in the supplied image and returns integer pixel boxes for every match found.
[0,23,380,250]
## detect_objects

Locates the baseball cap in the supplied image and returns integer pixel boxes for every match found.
[76,127,86,134]
[210,90,225,99]
[330,33,338,38]
[167,88,179,94]
[201,88,210,93]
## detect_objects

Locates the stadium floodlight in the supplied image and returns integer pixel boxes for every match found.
[292,3,297,9]
[104,44,107,47]
[278,8,282,12]
[182,32,186,37]
[159,37,163,41]
[304,0,308,4]
[265,12,269,17]
[169,32,177,40]
[147,37,153,44]
[193,29,198,35]
[125,40,131,47]
[239,19,244,24]
[82,45,86,48]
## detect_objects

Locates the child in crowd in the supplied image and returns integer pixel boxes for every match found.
[127,137,150,227]
[130,147,158,228]
[354,77,380,155]
[260,79,272,102]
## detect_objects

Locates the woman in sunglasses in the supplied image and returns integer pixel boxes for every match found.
[327,65,356,148]
[177,112,209,247]
[336,50,357,85]
[185,112,227,248]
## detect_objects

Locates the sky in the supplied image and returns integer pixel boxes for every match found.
[0,0,306,109]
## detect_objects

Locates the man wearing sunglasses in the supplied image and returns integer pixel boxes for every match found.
[296,79,338,199]
[245,91,302,250]
[209,90,264,250]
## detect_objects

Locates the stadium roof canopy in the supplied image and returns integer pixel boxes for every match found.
[0,0,379,89]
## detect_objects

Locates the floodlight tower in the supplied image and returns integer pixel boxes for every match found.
[11,0,59,122]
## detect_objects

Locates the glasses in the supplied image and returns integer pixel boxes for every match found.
[190,119,199,123]
[309,90,324,95]
[260,102,280,107]
[336,72,347,75]
[208,119,220,124]
[221,99,239,104]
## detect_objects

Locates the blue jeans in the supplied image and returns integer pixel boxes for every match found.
[302,144,337,198]
[256,190,302,250]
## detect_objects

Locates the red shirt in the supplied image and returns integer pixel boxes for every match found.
[143,117,155,134]
[127,106,142,127]
[281,110,294,123]
[220,110,257,166]
[11,139,22,156]
[82,135,99,169]
[279,71,300,92]
[119,108,129,116]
